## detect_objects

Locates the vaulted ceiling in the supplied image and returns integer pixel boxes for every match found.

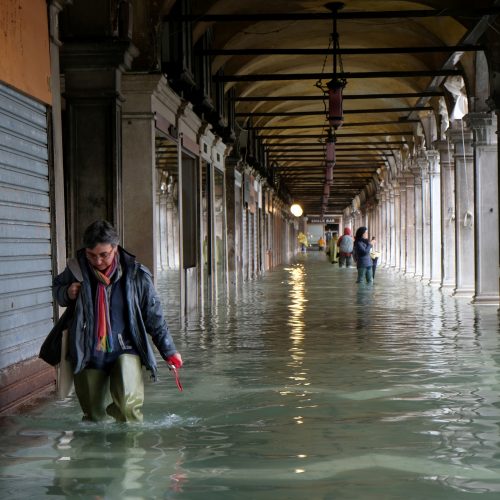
[174,0,499,216]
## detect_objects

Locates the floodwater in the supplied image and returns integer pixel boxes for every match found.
[1,253,500,499]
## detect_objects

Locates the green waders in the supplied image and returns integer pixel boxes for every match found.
[74,354,144,422]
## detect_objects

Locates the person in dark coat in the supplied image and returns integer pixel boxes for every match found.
[53,220,183,422]
[353,226,373,284]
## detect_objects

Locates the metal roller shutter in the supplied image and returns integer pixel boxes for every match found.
[0,83,53,370]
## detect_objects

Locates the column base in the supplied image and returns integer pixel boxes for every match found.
[453,287,475,298]
[439,286,454,296]
[472,294,500,306]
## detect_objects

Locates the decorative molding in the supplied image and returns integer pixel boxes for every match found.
[464,112,497,146]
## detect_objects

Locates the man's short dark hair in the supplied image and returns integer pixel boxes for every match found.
[83,220,120,248]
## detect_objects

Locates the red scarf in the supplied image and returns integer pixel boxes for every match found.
[92,256,118,352]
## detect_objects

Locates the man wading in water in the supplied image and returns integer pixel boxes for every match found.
[53,220,183,422]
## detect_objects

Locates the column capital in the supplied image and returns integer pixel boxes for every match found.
[446,126,473,145]
[426,149,440,175]
[61,40,138,72]
[397,177,407,192]
[446,127,473,156]
[416,154,430,177]
[433,139,454,167]
[410,166,422,181]
[464,112,497,146]
[61,41,139,99]
[403,172,415,186]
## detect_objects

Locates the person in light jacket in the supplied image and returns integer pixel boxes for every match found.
[53,220,183,422]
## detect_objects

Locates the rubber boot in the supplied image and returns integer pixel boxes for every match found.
[74,369,111,422]
[106,354,144,422]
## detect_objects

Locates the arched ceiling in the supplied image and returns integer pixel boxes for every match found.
[174,0,499,216]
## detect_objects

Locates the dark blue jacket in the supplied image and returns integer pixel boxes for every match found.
[353,239,373,268]
[52,247,177,381]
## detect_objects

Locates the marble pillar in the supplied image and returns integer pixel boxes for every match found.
[389,188,396,268]
[428,150,442,285]
[405,173,416,275]
[412,166,423,279]
[420,155,432,282]
[49,0,70,273]
[380,190,389,266]
[435,139,456,290]
[394,184,401,271]
[121,76,158,272]
[399,179,407,273]
[61,41,138,252]
[466,112,499,304]
[449,127,475,297]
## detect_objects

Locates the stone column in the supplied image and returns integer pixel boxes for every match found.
[61,41,138,251]
[399,178,407,272]
[435,139,456,290]
[412,165,424,279]
[449,126,475,297]
[389,188,396,267]
[405,173,416,275]
[428,150,442,285]
[374,199,381,260]
[121,75,159,272]
[225,157,240,280]
[420,154,432,282]
[49,0,71,273]
[380,190,388,265]
[393,183,401,271]
[466,112,499,304]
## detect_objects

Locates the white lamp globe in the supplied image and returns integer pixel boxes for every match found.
[290,203,303,217]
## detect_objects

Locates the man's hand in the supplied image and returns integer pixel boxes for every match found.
[166,352,183,369]
[67,282,81,300]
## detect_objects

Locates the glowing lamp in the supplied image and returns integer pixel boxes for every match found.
[291,203,303,217]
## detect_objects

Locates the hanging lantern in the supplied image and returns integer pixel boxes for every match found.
[318,2,346,211]
[325,2,346,130]
[325,128,335,185]
[326,165,333,185]
[326,135,335,164]
[327,80,345,130]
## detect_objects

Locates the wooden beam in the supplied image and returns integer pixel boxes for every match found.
[253,120,419,129]
[198,45,485,56]
[237,107,432,116]
[215,70,461,82]
[166,8,500,22]
[233,92,443,101]
[262,132,412,139]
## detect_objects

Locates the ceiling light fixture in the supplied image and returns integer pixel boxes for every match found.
[291,203,304,217]
[318,2,346,217]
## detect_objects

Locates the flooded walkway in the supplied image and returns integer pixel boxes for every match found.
[1,253,500,499]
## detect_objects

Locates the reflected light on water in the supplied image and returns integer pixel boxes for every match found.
[286,264,306,347]
[283,264,311,400]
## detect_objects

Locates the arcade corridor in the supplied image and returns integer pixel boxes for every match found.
[1,255,499,498]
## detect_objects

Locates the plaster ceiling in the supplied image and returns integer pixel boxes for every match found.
[186,0,498,215]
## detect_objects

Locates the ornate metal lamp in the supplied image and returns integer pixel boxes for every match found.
[325,2,346,131]
[318,3,346,213]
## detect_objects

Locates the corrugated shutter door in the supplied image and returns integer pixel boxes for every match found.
[0,83,53,370]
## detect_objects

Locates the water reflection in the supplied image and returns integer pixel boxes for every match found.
[2,255,500,498]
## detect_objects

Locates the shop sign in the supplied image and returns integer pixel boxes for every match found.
[308,217,336,223]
